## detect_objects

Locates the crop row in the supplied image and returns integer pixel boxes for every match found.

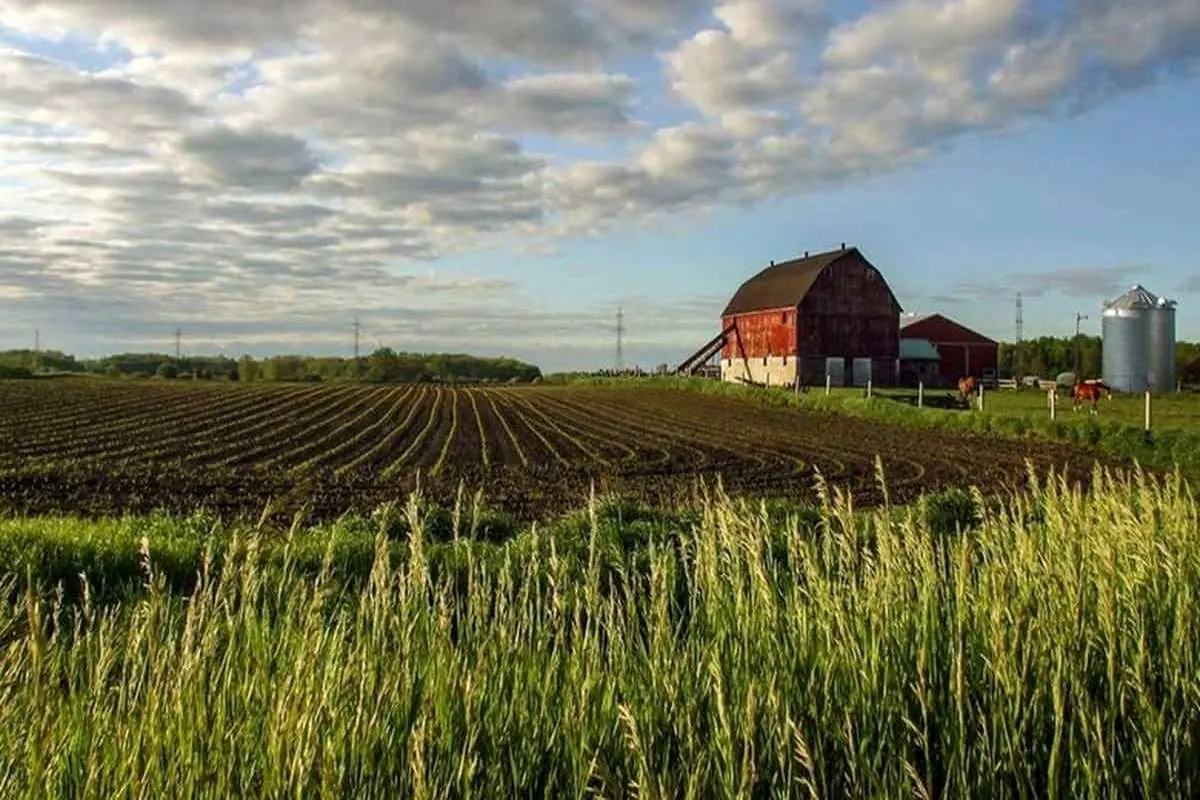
[0,380,1124,520]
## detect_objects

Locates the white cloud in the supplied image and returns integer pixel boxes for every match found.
[715,0,828,48]
[663,28,801,116]
[0,0,1196,363]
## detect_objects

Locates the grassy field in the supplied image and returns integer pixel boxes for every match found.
[873,384,1200,431]
[569,377,1200,476]
[1,464,1198,796]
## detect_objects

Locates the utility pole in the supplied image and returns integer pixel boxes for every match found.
[353,317,361,380]
[33,328,40,373]
[175,328,182,361]
[1074,312,1088,376]
[615,306,625,373]
[1014,293,1023,378]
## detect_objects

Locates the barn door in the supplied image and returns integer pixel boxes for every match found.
[825,357,845,386]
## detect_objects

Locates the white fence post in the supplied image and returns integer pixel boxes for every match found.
[866,378,873,399]
[825,374,831,396]
[918,381,924,408]
[978,384,985,412]
[1049,390,1057,420]
[1145,390,1152,431]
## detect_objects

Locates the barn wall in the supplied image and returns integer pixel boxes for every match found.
[900,316,998,382]
[796,252,900,366]
[721,356,798,387]
[720,308,797,360]
[930,343,998,383]
[898,359,942,387]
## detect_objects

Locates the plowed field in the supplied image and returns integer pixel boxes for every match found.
[0,380,1116,520]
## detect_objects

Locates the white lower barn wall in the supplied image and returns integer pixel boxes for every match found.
[720,356,798,387]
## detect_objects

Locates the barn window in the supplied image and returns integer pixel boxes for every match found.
[781,311,788,324]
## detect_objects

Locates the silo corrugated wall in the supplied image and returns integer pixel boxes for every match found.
[1147,301,1177,393]
[1102,309,1150,393]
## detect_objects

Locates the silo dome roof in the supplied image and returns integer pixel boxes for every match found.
[1104,284,1160,311]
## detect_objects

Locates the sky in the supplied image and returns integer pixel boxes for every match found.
[0,0,1198,372]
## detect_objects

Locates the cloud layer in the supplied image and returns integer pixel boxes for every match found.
[1,0,1198,362]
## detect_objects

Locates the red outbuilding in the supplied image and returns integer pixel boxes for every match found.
[899,313,998,386]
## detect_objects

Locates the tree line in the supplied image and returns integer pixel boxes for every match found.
[997,337,1200,380]
[0,349,541,384]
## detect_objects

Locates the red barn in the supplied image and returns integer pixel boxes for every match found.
[899,313,998,386]
[715,245,902,387]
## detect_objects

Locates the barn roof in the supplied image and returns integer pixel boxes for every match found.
[722,247,858,317]
[900,312,997,345]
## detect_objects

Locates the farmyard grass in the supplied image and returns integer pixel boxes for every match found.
[570,375,1200,475]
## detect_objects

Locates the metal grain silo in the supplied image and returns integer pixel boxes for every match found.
[1101,285,1156,393]
[1147,296,1177,393]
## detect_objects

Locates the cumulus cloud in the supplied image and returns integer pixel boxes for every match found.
[0,0,1196,363]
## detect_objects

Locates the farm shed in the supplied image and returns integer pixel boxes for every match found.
[897,339,941,387]
[700,245,902,387]
[899,313,998,386]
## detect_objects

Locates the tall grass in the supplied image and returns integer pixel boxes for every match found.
[1,465,1198,797]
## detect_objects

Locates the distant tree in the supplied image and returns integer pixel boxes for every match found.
[155,363,178,380]
[260,355,307,382]
[237,356,258,383]
[367,348,400,383]
[105,365,122,379]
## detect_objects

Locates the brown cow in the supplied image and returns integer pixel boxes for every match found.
[957,375,977,405]
[1072,381,1112,415]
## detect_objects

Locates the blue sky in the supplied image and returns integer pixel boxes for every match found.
[0,0,1198,372]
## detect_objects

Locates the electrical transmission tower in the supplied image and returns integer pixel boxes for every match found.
[1015,293,1023,343]
[615,306,624,372]
[175,328,182,361]
[353,316,361,380]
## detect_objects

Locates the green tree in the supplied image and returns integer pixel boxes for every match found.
[366,348,400,383]
[155,363,178,380]
[237,356,258,383]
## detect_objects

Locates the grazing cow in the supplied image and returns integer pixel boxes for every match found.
[1072,381,1112,414]
[957,375,977,406]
